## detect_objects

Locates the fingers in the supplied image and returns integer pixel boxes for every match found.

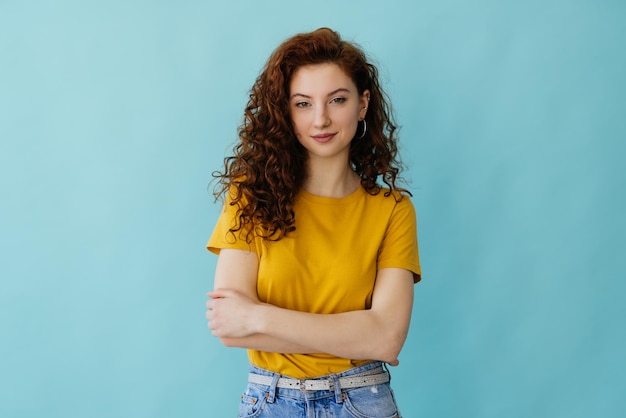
[206,308,217,333]
[207,288,235,299]
[205,289,250,338]
[207,287,248,300]
[206,299,216,322]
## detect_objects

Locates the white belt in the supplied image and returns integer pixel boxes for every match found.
[248,368,389,392]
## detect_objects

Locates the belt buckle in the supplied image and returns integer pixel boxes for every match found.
[298,378,335,393]
[299,379,308,394]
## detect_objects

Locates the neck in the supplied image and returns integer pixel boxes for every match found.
[302,157,361,198]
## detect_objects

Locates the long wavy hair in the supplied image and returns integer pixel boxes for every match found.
[213,27,409,242]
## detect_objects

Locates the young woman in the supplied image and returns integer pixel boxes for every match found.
[206,27,421,418]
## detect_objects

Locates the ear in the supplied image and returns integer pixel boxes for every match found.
[359,89,370,120]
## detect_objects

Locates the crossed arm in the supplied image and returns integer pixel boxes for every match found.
[205,248,415,365]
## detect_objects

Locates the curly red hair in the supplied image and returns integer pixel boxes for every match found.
[213,27,409,241]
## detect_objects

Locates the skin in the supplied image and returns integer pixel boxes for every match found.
[206,63,414,366]
[289,63,369,197]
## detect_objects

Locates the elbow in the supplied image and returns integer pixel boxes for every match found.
[375,332,406,364]
[378,345,403,364]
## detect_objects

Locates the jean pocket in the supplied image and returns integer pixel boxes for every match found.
[342,384,399,418]
[238,384,268,418]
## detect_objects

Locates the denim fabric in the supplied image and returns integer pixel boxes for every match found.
[238,361,401,418]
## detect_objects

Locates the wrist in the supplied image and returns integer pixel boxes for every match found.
[252,302,269,334]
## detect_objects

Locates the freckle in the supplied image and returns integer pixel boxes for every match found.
[370,386,378,394]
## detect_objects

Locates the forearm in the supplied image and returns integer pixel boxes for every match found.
[220,306,402,362]
[219,333,320,354]
[253,304,405,363]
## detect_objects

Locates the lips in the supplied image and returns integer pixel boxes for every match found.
[311,133,336,143]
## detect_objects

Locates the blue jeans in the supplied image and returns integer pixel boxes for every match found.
[238,361,401,418]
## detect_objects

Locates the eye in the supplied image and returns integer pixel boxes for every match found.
[295,101,310,108]
[330,97,347,104]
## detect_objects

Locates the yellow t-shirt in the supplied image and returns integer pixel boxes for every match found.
[207,186,421,378]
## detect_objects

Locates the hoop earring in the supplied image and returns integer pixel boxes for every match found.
[356,119,367,139]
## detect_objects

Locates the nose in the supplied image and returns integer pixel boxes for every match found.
[313,104,331,129]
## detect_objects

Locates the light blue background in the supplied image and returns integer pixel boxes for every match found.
[1,1,624,417]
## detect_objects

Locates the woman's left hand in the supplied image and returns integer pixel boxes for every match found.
[206,288,261,338]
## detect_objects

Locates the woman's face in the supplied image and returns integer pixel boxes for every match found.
[288,63,369,163]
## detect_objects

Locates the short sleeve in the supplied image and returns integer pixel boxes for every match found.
[206,197,257,255]
[377,196,421,283]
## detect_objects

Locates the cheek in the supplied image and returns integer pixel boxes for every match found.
[337,111,360,132]
[289,113,303,132]
[339,105,361,123]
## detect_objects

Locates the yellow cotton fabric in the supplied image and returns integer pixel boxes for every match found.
[207,186,421,378]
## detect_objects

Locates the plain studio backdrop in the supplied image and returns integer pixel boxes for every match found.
[1,1,624,417]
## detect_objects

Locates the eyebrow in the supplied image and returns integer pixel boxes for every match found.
[290,88,352,100]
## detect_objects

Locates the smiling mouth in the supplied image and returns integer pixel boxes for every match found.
[311,133,336,143]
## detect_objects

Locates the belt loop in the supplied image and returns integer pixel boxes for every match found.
[266,373,280,403]
[383,362,391,383]
[331,374,343,403]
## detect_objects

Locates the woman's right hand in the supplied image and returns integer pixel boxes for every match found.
[206,288,263,339]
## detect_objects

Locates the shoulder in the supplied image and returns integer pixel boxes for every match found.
[358,188,416,227]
